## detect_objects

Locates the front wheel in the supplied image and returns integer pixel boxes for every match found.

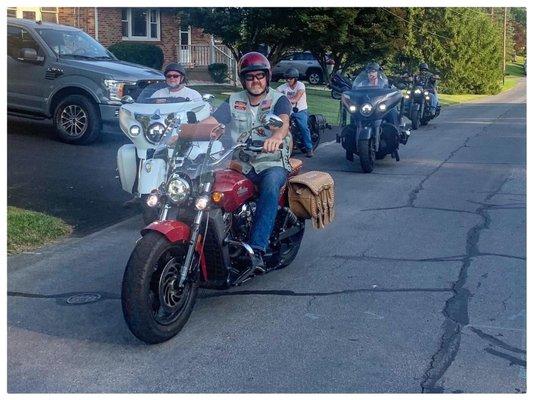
[53,94,102,144]
[411,107,420,130]
[121,232,199,344]
[358,139,375,173]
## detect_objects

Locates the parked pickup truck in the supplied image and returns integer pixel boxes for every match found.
[7,18,164,144]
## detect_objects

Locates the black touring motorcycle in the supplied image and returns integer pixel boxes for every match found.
[329,70,410,173]
[402,73,441,130]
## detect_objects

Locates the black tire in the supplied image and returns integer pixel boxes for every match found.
[121,232,199,344]
[420,117,430,126]
[266,216,306,270]
[53,94,102,144]
[307,69,323,85]
[411,107,420,130]
[310,125,321,151]
[358,139,375,173]
[141,195,160,226]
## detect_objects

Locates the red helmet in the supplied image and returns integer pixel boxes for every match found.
[238,52,271,87]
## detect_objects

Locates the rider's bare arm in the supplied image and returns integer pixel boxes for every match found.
[263,114,289,153]
[290,90,305,105]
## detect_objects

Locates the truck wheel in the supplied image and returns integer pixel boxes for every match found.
[307,70,323,85]
[53,94,102,145]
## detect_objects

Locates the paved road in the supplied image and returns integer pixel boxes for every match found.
[7,119,138,235]
[8,80,526,393]
[7,116,337,236]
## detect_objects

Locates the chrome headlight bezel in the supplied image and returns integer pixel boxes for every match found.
[378,103,387,112]
[360,103,373,116]
[414,88,422,95]
[167,177,191,204]
[145,123,166,144]
[129,125,141,137]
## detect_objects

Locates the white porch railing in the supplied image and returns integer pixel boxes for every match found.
[177,43,238,85]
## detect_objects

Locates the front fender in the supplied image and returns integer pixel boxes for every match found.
[141,220,191,243]
[357,125,373,142]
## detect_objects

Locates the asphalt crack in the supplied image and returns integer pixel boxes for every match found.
[420,176,512,393]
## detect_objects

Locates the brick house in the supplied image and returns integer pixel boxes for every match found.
[7,7,237,81]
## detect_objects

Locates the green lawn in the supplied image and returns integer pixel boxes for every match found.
[7,206,72,254]
[191,83,341,125]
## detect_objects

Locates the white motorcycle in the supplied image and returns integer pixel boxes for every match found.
[117,81,220,224]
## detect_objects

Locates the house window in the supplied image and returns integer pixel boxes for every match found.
[7,8,17,18]
[40,7,58,23]
[121,8,160,41]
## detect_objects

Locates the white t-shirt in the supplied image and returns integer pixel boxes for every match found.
[277,81,307,111]
[151,86,203,102]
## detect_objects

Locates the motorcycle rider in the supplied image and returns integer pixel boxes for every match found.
[355,62,400,130]
[414,62,439,117]
[200,52,292,273]
[151,63,203,102]
[276,67,314,157]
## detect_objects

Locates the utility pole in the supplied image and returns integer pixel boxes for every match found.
[503,7,507,84]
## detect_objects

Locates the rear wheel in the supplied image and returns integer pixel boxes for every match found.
[307,69,323,85]
[121,232,199,344]
[358,139,375,173]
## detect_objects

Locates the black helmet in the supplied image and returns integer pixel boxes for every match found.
[365,62,381,72]
[419,63,429,71]
[164,63,186,77]
[284,67,299,79]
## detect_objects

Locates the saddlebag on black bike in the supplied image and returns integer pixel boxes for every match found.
[288,171,335,229]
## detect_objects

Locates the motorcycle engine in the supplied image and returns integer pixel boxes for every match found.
[231,203,255,242]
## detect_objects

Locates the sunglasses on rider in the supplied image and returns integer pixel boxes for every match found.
[244,72,266,82]
[166,73,183,79]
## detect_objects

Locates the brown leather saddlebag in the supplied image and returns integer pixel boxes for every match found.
[288,171,335,229]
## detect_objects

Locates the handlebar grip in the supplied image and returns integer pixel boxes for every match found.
[248,143,284,152]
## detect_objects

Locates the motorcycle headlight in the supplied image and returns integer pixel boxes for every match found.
[195,195,210,211]
[406,90,411,95]
[360,103,373,116]
[424,91,429,96]
[129,125,141,137]
[378,103,387,111]
[414,88,422,95]
[145,123,166,144]
[167,177,191,204]
[404,94,410,99]
[341,93,357,113]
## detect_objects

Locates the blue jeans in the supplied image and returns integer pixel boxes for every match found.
[246,166,288,252]
[292,110,313,150]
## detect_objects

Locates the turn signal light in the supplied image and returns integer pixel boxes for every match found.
[212,192,224,203]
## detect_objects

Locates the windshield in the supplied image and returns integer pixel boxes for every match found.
[153,124,228,180]
[352,70,390,89]
[136,81,196,104]
[36,28,112,59]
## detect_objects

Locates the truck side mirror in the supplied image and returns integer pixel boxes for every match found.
[18,48,43,63]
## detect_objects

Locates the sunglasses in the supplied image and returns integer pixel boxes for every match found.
[166,73,183,79]
[244,72,266,82]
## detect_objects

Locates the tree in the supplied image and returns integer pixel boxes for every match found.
[179,8,301,64]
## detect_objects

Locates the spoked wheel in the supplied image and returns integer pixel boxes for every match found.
[121,232,199,344]
[358,139,376,173]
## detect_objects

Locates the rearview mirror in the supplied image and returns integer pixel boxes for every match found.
[202,94,215,102]
[331,90,342,100]
[120,95,134,104]
[260,113,284,129]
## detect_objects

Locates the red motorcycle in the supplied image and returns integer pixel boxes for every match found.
[121,115,306,344]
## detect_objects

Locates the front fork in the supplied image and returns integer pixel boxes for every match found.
[177,181,212,288]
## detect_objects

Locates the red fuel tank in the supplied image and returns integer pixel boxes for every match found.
[213,169,256,212]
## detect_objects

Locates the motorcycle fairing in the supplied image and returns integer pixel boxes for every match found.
[117,144,137,193]
[137,158,167,195]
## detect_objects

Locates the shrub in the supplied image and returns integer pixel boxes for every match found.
[108,42,164,70]
[208,63,229,83]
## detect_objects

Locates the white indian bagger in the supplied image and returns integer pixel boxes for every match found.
[116,81,222,224]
